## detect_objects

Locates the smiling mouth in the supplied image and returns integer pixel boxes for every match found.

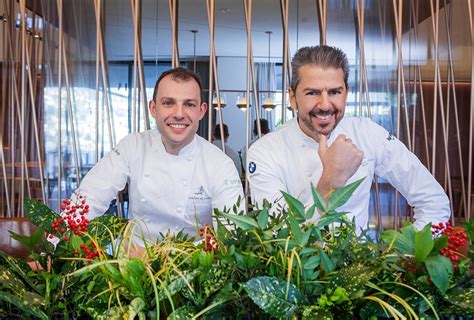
[168,123,189,129]
[309,111,334,121]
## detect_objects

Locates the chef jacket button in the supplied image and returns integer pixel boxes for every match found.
[306,171,312,177]
[187,157,193,162]
[182,180,188,186]
[144,172,150,177]
[141,198,146,203]
[176,206,183,213]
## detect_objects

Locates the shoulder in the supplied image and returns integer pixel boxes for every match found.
[338,117,390,140]
[249,120,292,154]
[117,130,158,147]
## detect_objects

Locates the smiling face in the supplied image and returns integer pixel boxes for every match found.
[289,65,348,142]
[149,74,207,155]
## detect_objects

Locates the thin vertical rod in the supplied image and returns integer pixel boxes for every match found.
[430,0,440,176]
[20,1,46,202]
[94,0,101,161]
[0,12,11,215]
[429,0,454,216]
[206,0,214,142]
[169,0,179,68]
[61,39,82,185]
[316,0,327,45]
[57,0,64,206]
[20,0,28,214]
[443,0,467,219]
[131,0,139,132]
[466,0,473,219]
[280,0,289,123]
[243,0,261,138]
[444,0,466,220]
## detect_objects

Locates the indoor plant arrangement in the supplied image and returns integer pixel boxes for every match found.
[0,179,472,319]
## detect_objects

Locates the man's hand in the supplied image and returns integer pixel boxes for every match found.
[317,134,363,198]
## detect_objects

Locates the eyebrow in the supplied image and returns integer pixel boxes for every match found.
[160,97,199,103]
[302,86,345,92]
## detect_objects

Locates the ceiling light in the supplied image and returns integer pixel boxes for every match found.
[262,96,276,111]
[212,95,226,110]
[236,94,251,112]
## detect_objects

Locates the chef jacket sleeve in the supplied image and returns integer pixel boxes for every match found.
[75,136,132,218]
[370,122,451,229]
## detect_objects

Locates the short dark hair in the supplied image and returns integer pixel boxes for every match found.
[291,45,349,91]
[152,67,203,102]
[253,118,270,135]
[213,123,229,139]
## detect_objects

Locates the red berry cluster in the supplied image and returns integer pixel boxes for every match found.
[199,224,218,253]
[79,242,100,259]
[432,221,468,271]
[48,196,90,239]
[48,195,100,259]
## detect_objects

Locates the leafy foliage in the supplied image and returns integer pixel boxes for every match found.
[0,183,472,319]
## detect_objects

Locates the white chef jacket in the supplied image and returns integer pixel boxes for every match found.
[247,117,450,232]
[77,129,243,240]
[212,139,243,177]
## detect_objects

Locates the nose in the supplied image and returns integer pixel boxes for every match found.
[319,91,330,110]
[173,103,185,119]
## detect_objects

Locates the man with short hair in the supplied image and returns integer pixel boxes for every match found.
[77,67,243,240]
[248,45,450,232]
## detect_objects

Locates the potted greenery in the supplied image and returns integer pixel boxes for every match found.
[0,179,472,319]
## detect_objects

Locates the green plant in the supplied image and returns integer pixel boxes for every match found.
[0,183,472,319]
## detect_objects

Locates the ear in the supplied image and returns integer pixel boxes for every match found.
[149,100,157,118]
[289,87,297,110]
[198,102,208,120]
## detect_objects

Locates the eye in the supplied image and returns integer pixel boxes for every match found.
[328,89,342,96]
[305,90,320,96]
[162,99,174,107]
[185,102,197,108]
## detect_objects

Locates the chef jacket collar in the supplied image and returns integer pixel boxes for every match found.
[154,129,199,157]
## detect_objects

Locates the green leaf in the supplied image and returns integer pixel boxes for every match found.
[443,287,474,311]
[315,211,348,229]
[87,214,127,247]
[310,183,327,213]
[382,227,415,254]
[327,178,364,211]
[433,235,448,253]
[289,214,304,245]
[241,276,306,318]
[24,198,60,232]
[318,249,335,273]
[218,212,259,230]
[303,255,320,270]
[70,234,84,251]
[257,208,269,229]
[167,306,196,320]
[305,204,316,220]
[414,224,434,263]
[0,291,48,320]
[281,191,306,223]
[425,255,453,294]
[129,297,145,320]
[9,226,45,252]
[328,264,380,299]
[121,258,147,299]
[158,270,198,301]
